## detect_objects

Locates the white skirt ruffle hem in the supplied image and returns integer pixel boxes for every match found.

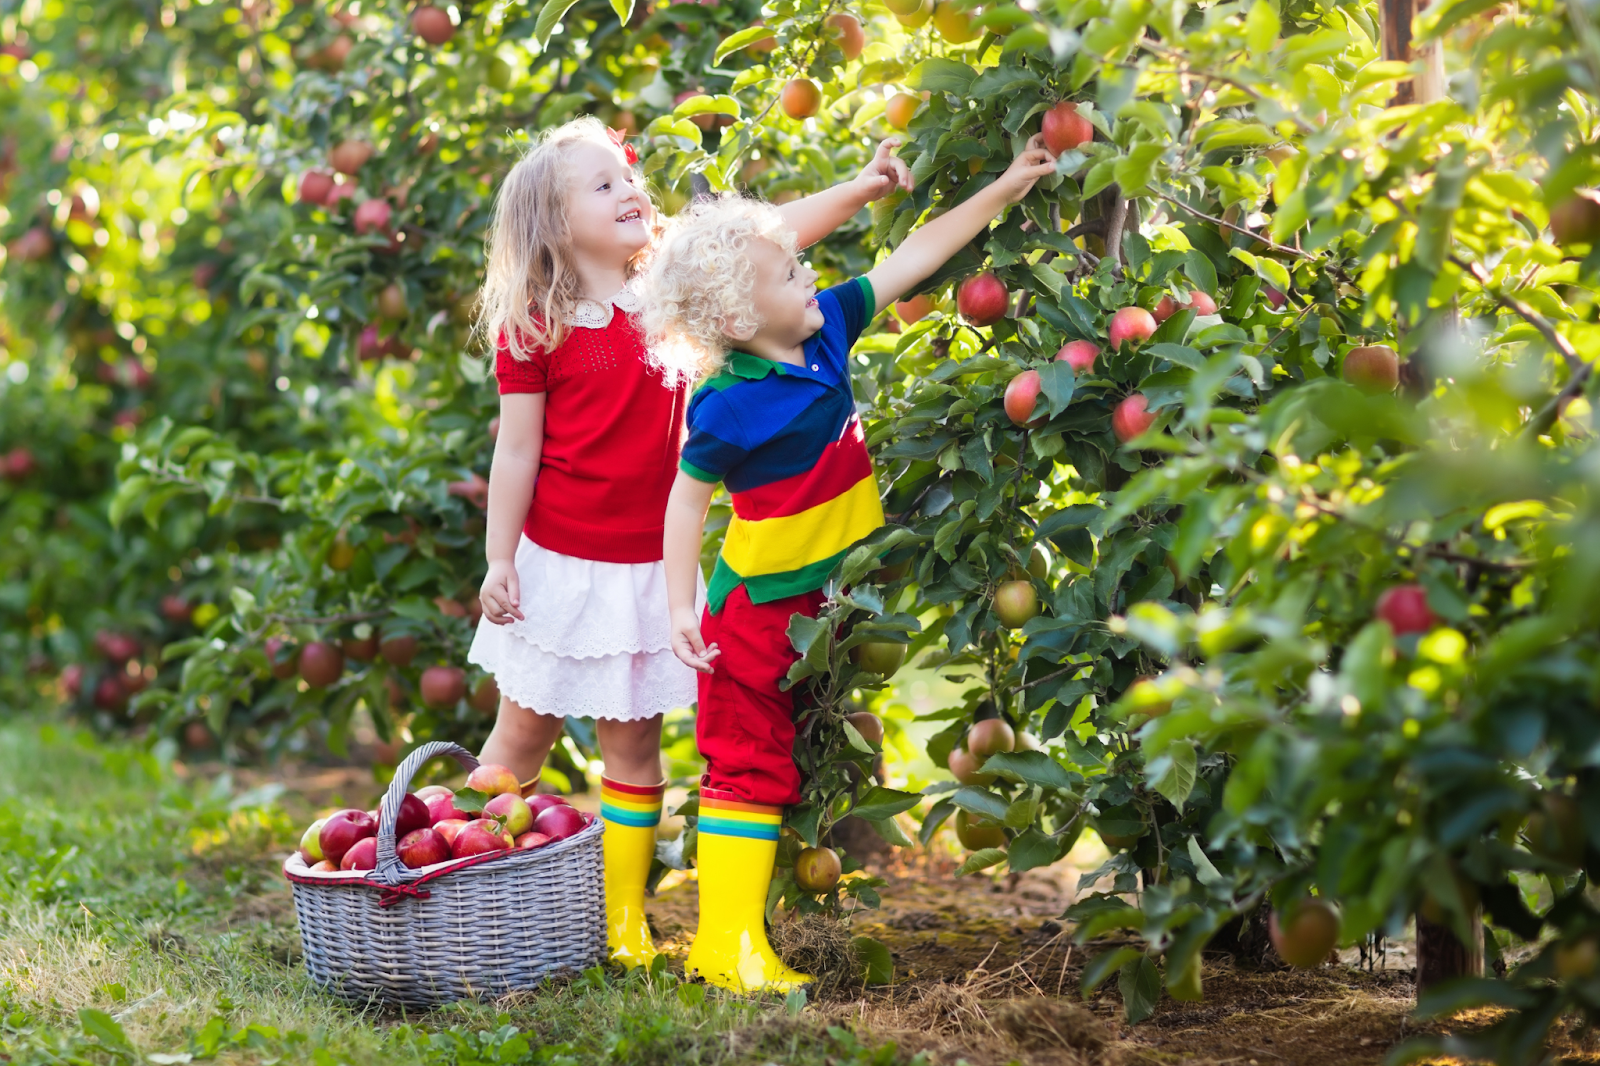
[467,535,703,721]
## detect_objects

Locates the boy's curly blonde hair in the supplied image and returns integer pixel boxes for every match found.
[638,194,798,384]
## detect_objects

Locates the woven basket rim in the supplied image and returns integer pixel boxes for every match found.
[283,813,602,888]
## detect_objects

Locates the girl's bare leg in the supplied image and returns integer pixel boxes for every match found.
[595,715,665,785]
[479,696,566,784]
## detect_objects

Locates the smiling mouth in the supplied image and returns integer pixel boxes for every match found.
[617,209,642,223]
[806,298,818,308]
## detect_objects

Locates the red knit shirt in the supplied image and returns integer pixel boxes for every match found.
[495,307,687,564]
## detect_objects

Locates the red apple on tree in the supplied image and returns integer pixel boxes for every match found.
[93,675,128,711]
[968,717,1016,759]
[1263,285,1287,310]
[421,665,467,708]
[781,78,822,120]
[1041,101,1093,154]
[411,5,454,44]
[895,294,934,323]
[298,641,344,687]
[1269,899,1340,968]
[330,138,373,175]
[826,13,864,58]
[957,273,1009,327]
[1003,369,1044,427]
[947,746,996,785]
[1055,340,1099,374]
[794,845,842,892]
[353,198,392,236]
[160,594,191,625]
[1550,189,1600,246]
[1112,394,1157,443]
[1153,289,1217,322]
[380,634,418,667]
[993,580,1038,629]
[1108,306,1157,348]
[1375,584,1434,635]
[1342,345,1399,394]
[298,170,334,205]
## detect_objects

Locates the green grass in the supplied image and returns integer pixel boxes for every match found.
[0,719,925,1066]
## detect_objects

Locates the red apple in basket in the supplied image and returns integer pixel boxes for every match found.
[464,763,521,797]
[310,860,338,873]
[299,818,328,863]
[425,792,472,824]
[415,784,454,803]
[534,803,586,842]
[319,808,377,866]
[453,822,513,857]
[433,818,471,847]
[516,831,552,850]
[383,792,431,837]
[484,793,533,836]
[340,836,379,871]
[527,794,569,815]
[397,827,452,869]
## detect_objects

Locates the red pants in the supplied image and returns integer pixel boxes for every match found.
[696,584,826,806]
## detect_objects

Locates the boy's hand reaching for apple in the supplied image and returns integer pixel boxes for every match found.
[670,606,720,673]
[993,134,1058,204]
[853,138,914,201]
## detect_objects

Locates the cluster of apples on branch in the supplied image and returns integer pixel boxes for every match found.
[295,763,591,874]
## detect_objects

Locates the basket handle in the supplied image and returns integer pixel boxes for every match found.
[373,740,481,885]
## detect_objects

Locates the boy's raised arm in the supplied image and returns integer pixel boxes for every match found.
[864,134,1057,315]
[777,139,913,249]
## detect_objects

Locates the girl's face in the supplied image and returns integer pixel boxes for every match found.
[565,139,654,268]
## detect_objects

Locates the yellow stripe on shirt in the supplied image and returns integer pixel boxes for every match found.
[719,475,885,579]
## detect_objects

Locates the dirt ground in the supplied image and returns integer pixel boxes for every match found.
[230,758,1600,1066]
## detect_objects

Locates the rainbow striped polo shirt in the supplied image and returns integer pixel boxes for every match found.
[680,277,885,615]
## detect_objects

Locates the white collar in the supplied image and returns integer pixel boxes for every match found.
[568,282,641,329]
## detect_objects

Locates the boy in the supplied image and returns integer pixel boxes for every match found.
[641,134,1058,993]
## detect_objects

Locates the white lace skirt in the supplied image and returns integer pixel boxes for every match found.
[467,535,703,721]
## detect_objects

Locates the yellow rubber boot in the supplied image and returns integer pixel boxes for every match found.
[518,775,541,800]
[685,792,811,994]
[600,777,664,969]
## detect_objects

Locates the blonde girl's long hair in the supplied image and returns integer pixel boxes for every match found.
[476,116,656,361]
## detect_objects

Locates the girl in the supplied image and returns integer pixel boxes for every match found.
[469,116,910,969]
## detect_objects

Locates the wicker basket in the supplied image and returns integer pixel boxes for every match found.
[284,740,605,1008]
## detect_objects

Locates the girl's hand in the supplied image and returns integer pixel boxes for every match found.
[853,138,914,201]
[994,134,1058,204]
[480,559,524,624]
[670,606,720,673]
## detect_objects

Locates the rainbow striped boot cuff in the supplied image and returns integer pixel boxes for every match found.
[600,777,664,828]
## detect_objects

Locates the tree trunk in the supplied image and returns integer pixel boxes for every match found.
[1416,909,1484,994]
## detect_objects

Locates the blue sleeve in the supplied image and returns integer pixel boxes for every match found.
[679,390,748,484]
[815,277,874,372]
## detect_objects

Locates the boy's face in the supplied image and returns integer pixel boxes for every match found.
[744,238,823,350]
[565,139,654,267]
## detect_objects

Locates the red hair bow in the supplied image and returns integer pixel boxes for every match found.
[608,127,639,166]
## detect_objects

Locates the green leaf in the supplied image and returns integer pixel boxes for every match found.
[609,0,634,24]
[852,786,923,821]
[1245,0,1281,53]
[955,847,1008,875]
[534,0,583,46]
[677,982,707,1007]
[905,58,976,95]
[1144,343,1205,370]
[1187,837,1225,886]
[1119,955,1161,1023]
[1007,825,1071,872]
[842,719,877,754]
[949,786,1010,821]
[78,1009,133,1052]
[864,815,914,846]
[854,936,895,984]
[108,475,153,528]
[1004,787,1042,829]
[1080,946,1142,994]
[452,787,490,814]
[980,750,1077,791]
[713,25,775,63]
[1147,743,1197,809]
[673,94,741,119]
[1036,362,1076,417]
